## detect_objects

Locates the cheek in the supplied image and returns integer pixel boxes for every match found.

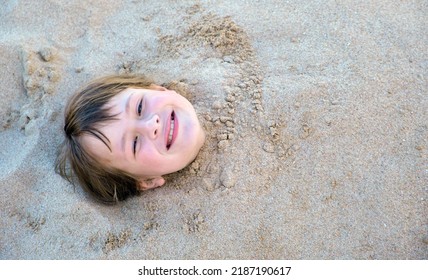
[137,148,163,167]
[150,92,176,105]
[138,147,174,172]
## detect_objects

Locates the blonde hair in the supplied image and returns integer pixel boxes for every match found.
[55,74,156,204]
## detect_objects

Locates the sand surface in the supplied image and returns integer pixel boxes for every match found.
[0,0,427,259]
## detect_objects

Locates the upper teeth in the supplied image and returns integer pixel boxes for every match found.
[168,119,174,144]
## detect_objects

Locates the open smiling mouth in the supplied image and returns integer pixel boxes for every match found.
[166,111,176,150]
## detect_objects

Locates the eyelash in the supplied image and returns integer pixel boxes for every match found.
[137,98,143,116]
[133,136,138,155]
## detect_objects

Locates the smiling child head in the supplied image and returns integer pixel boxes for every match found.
[56,74,205,204]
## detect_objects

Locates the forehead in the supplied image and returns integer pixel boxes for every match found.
[105,87,159,111]
[80,131,115,165]
[106,88,132,110]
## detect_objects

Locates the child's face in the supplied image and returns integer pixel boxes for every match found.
[81,86,205,188]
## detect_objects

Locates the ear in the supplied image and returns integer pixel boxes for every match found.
[137,177,165,191]
[148,84,167,91]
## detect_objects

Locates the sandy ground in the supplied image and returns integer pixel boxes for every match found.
[0,0,427,259]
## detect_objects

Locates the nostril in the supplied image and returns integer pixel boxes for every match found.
[154,129,157,136]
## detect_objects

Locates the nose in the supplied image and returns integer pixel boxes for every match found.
[136,114,160,139]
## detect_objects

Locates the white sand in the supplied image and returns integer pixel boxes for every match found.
[0,0,427,259]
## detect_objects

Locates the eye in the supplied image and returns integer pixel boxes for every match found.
[133,136,138,155]
[137,98,143,116]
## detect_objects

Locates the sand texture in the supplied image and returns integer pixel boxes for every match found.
[0,0,427,259]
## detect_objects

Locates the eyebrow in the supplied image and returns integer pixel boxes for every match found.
[125,92,134,115]
[121,92,134,154]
